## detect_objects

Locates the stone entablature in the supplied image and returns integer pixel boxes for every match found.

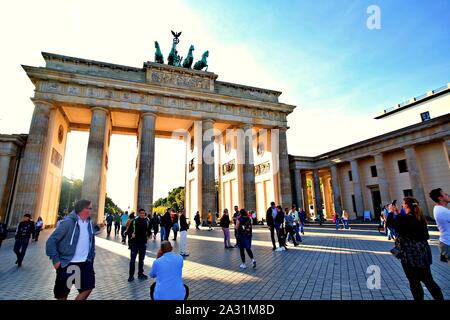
[0,134,27,157]
[290,113,450,170]
[39,52,291,108]
[24,65,293,127]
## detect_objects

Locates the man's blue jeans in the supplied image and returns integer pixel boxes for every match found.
[160,227,166,241]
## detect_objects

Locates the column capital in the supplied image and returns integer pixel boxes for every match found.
[30,99,56,110]
[91,107,109,114]
[403,144,416,151]
[141,112,157,119]
[202,118,215,124]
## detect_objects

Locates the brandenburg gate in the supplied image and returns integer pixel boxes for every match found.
[5,41,295,227]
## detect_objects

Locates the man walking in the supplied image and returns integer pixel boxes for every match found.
[429,188,450,265]
[46,199,96,300]
[266,202,278,250]
[121,211,129,244]
[128,209,151,282]
[14,213,35,267]
[161,208,172,241]
[114,213,121,236]
[194,211,201,230]
[105,212,113,237]
[179,209,189,256]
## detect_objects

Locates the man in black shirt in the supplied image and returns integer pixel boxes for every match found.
[266,202,277,251]
[161,209,173,241]
[14,213,35,267]
[128,209,151,282]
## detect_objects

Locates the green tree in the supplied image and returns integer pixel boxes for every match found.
[152,186,185,213]
[105,194,121,215]
[58,176,82,216]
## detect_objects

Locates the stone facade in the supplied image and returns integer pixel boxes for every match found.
[290,113,450,220]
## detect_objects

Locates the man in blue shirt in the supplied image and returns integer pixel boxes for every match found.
[121,211,129,244]
[149,241,188,300]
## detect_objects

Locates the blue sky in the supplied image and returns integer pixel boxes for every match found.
[186,0,450,114]
[1,0,449,209]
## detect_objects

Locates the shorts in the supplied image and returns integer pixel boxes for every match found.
[54,261,95,299]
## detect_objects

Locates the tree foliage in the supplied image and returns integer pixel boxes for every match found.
[152,186,185,213]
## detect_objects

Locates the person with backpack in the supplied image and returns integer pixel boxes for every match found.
[232,206,240,247]
[34,216,44,241]
[179,209,189,256]
[0,221,7,248]
[392,197,443,300]
[235,209,256,269]
[128,209,151,282]
[14,213,35,267]
[105,212,113,237]
[288,205,302,243]
[172,210,179,241]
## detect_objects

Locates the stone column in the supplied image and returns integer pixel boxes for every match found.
[293,169,303,209]
[239,124,256,212]
[404,146,430,217]
[301,172,308,211]
[81,107,109,224]
[313,169,323,215]
[137,112,156,213]
[201,119,217,221]
[10,101,54,227]
[277,127,293,208]
[374,153,391,206]
[350,159,365,217]
[330,165,343,214]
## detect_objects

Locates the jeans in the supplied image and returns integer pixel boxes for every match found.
[121,225,127,242]
[14,238,30,264]
[114,223,120,236]
[288,224,302,242]
[299,221,305,234]
[222,228,231,247]
[164,226,171,241]
[160,227,165,241]
[180,230,188,254]
[269,225,277,248]
[34,227,42,241]
[335,219,340,230]
[129,242,147,277]
[387,227,396,239]
[239,247,254,263]
[343,219,349,229]
[401,263,444,300]
[106,223,112,235]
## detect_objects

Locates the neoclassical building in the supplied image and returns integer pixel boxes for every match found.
[0,51,449,229]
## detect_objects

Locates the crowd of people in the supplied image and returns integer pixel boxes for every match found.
[0,185,448,301]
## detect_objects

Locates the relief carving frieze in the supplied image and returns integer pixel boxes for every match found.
[38,80,288,125]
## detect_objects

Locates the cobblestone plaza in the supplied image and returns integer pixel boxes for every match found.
[1,223,448,300]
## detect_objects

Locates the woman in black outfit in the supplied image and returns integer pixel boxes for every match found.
[393,197,443,300]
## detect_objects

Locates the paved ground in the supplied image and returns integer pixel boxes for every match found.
[0,222,449,300]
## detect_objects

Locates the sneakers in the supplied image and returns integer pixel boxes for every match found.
[138,274,148,280]
[128,276,135,282]
[180,253,190,257]
[275,247,283,252]
[239,263,247,269]
[252,259,256,269]
[282,246,287,251]
[272,247,276,251]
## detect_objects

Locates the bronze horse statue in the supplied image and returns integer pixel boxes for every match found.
[154,41,164,64]
[193,50,209,71]
[182,45,195,69]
